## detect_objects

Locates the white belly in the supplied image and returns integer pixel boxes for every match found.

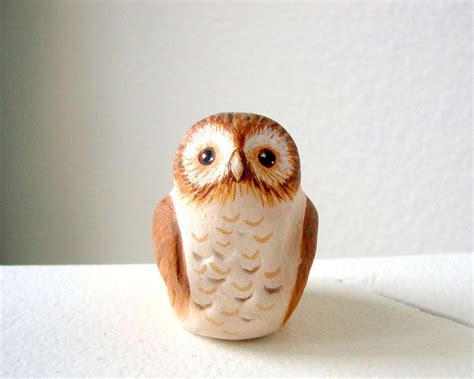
[171,188,306,340]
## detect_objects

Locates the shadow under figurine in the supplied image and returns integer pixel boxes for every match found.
[152,112,318,340]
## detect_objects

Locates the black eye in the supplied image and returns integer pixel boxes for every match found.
[258,148,276,168]
[198,147,215,165]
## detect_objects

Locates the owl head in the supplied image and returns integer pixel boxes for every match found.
[173,113,301,207]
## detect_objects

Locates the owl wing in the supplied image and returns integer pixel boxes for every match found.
[152,195,190,319]
[283,196,319,324]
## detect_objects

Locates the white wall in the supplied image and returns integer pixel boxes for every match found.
[1,2,472,264]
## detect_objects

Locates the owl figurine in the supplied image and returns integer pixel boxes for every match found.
[152,113,318,340]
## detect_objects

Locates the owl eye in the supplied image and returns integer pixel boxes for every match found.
[198,147,215,165]
[258,148,276,168]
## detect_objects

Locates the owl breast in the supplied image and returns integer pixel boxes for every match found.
[170,187,306,340]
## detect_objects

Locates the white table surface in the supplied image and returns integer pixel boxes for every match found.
[1,254,472,377]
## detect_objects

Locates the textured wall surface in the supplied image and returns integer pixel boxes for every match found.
[1,2,472,263]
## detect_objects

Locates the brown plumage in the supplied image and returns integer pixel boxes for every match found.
[283,196,319,323]
[152,196,190,319]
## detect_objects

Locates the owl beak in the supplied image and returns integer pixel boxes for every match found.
[229,151,244,182]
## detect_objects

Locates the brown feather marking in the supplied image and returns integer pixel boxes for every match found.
[215,226,233,235]
[213,250,226,260]
[241,265,261,273]
[283,196,318,324]
[152,196,190,319]
[192,264,207,275]
[221,308,239,316]
[235,293,253,302]
[241,249,260,260]
[208,277,226,284]
[192,251,203,261]
[198,284,218,294]
[256,303,274,311]
[244,217,264,227]
[264,285,283,294]
[240,317,256,322]
[253,231,273,244]
[192,232,209,242]
[194,301,212,310]
[209,262,231,276]
[221,213,240,223]
[231,281,253,292]
[215,240,230,248]
[264,267,281,279]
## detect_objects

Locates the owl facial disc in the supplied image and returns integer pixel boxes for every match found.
[173,113,301,206]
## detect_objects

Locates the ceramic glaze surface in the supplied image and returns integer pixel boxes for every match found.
[172,188,306,339]
[152,113,318,340]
